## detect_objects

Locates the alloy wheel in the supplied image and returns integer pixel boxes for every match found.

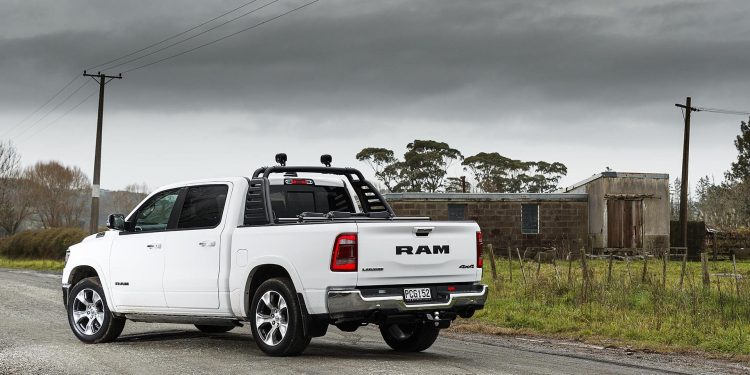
[71,288,105,336]
[255,291,288,346]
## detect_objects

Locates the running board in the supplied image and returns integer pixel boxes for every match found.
[122,313,242,326]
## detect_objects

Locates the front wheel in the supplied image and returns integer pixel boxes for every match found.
[67,277,125,343]
[379,322,440,352]
[249,278,311,356]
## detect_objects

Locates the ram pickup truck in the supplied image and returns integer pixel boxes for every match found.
[62,157,488,356]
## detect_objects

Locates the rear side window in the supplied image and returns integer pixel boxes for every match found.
[270,185,354,218]
[178,185,229,229]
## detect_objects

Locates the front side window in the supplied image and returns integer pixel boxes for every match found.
[134,189,180,232]
[178,185,229,229]
[521,204,539,234]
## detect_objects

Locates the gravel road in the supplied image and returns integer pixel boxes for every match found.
[0,268,747,375]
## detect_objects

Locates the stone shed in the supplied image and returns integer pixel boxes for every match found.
[560,172,671,252]
[385,193,589,254]
[385,171,670,255]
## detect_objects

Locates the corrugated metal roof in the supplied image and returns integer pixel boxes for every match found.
[559,171,670,193]
[385,192,588,202]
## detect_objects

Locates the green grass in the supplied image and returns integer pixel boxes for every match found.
[468,254,750,357]
[0,256,65,272]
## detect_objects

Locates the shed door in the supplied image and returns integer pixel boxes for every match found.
[607,199,643,248]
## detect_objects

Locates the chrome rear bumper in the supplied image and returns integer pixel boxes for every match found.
[327,284,488,315]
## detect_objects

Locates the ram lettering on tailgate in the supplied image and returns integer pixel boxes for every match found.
[395,245,450,255]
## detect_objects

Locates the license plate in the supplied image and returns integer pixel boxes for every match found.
[403,287,431,302]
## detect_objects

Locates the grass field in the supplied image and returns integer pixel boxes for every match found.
[0,256,65,272]
[468,252,750,357]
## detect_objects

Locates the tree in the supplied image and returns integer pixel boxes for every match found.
[0,142,30,235]
[25,161,90,228]
[357,140,463,193]
[355,148,400,192]
[728,117,750,183]
[462,152,567,193]
[523,161,568,193]
[397,140,463,192]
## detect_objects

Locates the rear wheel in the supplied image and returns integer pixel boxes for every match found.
[195,324,235,333]
[379,322,440,352]
[67,277,125,343]
[249,278,311,356]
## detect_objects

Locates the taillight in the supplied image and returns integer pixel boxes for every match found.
[476,231,483,268]
[331,233,358,272]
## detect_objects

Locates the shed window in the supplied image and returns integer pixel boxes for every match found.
[521,204,539,234]
[447,204,467,221]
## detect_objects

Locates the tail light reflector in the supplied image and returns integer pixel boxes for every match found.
[476,231,483,268]
[331,233,358,272]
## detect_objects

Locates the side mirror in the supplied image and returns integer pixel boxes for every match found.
[107,214,126,231]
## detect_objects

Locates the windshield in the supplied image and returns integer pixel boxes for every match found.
[269,184,355,218]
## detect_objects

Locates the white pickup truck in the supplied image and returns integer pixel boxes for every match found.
[62,156,487,356]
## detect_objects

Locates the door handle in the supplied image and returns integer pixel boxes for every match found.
[199,241,216,247]
[146,243,162,249]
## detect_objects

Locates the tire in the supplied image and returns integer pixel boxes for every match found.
[195,324,235,333]
[67,277,125,344]
[379,322,440,352]
[249,277,311,356]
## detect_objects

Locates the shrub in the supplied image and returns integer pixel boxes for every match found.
[0,228,87,260]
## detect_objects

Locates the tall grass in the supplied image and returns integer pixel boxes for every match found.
[472,253,750,355]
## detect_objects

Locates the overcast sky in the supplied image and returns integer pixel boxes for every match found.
[1,0,748,192]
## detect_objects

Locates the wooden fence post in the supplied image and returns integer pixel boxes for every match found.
[607,253,613,284]
[536,254,541,278]
[701,252,710,288]
[580,247,588,302]
[732,254,740,298]
[641,255,648,283]
[679,250,687,290]
[486,243,497,281]
[662,252,668,288]
[516,248,526,285]
[507,246,513,283]
[567,251,573,285]
[625,254,632,284]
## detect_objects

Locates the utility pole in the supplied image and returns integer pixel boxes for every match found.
[460,176,467,193]
[83,70,122,234]
[674,97,698,248]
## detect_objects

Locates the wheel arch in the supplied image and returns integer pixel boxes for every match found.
[66,262,115,312]
[244,264,296,317]
[67,265,99,286]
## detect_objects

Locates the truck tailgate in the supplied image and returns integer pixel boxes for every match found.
[356,221,481,286]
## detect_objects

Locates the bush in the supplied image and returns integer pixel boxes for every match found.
[0,228,88,260]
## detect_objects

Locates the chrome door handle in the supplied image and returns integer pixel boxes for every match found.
[199,241,216,247]
[146,243,162,249]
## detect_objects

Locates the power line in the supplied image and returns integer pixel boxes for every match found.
[16,88,98,146]
[87,0,264,71]
[100,0,281,73]
[0,75,80,139]
[123,0,320,74]
[11,80,91,141]
[695,107,750,116]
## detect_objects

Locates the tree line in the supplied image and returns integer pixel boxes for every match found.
[669,118,750,230]
[0,142,148,235]
[692,118,750,230]
[356,140,568,193]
